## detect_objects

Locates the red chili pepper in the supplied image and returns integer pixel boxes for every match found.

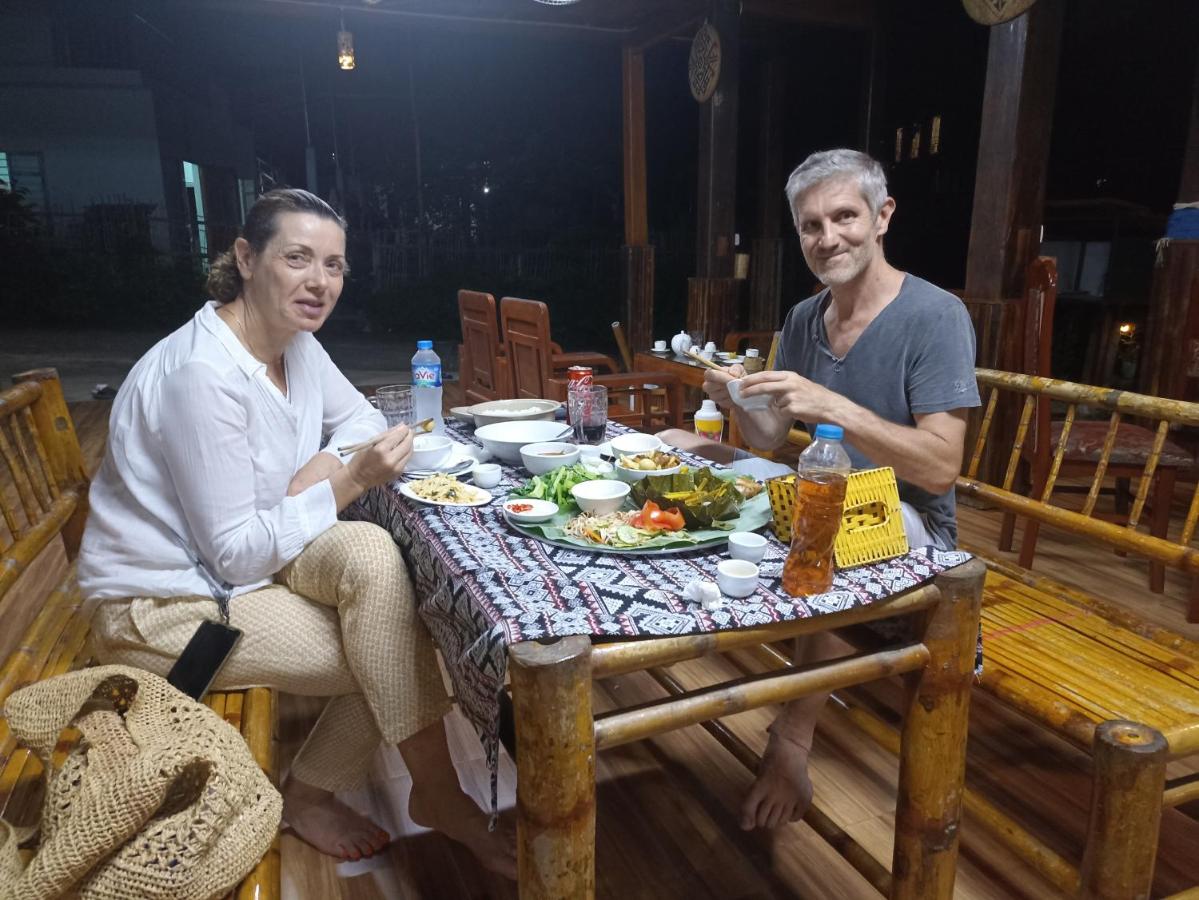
[508,502,534,513]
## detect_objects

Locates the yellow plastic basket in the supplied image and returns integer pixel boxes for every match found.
[765,467,908,568]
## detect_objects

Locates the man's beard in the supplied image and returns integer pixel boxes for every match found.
[812,244,873,286]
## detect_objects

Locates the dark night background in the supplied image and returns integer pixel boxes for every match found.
[2,0,1196,367]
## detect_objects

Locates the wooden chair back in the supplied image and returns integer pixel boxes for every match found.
[0,369,90,668]
[499,296,556,399]
[723,331,776,356]
[458,289,510,403]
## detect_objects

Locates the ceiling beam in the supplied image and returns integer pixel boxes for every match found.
[742,0,877,29]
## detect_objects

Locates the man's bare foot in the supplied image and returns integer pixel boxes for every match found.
[409,778,517,879]
[282,777,391,861]
[740,732,815,830]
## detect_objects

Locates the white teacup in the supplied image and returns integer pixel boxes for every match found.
[653,339,667,351]
[472,463,502,488]
[716,559,760,598]
[727,532,768,564]
[703,341,717,353]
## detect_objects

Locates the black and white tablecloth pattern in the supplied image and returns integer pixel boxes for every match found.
[344,421,972,813]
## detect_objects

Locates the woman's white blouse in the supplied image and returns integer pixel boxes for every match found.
[78,301,386,601]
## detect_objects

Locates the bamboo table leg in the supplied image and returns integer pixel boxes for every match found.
[892,558,985,900]
[1079,721,1168,900]
[509,636,595,900]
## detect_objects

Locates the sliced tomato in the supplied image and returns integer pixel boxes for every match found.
[633,500,685,533]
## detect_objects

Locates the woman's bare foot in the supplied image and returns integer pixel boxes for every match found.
[740,732,815,830]
[282,777,391,861]
[409,778,517,879]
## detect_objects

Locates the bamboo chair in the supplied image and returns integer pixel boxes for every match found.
[457,289,511,404]
[999,257,1193,593]
[610,321,634,372]
[499,298,684,430]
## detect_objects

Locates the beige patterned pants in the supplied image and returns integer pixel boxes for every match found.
[90,521,452,791]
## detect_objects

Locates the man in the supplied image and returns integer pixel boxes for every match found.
[671,148,979,830]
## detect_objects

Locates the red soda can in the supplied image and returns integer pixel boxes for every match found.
[566,366,594,424]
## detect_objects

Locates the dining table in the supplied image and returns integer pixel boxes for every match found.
[345,418,985,900]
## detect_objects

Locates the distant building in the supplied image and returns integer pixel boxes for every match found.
[0,1,259,257]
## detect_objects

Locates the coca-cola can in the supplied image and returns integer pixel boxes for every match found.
[566,366,594,425]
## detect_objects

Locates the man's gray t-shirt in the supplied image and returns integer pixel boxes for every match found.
[774,274,980,548]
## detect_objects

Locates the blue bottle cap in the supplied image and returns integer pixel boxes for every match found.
[416,340,433,350]
[813,424,843,441]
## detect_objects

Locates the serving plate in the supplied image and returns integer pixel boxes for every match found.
[399,481,493,508]
[504,486,772,554]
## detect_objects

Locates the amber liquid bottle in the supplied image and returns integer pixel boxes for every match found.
[782,425,852,597]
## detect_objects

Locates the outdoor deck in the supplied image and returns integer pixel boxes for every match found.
[65,391,1199,900]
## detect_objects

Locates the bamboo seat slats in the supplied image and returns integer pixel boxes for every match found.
[0,369,279,899]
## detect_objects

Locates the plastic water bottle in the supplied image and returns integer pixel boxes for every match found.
[782,424,852,596]
[411,340,444,433]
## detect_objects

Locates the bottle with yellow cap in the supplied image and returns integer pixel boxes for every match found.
[694,399,724,442]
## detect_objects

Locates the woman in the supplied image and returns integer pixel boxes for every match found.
[78,189,514,876]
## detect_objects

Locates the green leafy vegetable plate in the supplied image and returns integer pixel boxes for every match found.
[505,477,773,555]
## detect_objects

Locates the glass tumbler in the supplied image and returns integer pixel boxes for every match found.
[374,385,413,427]
[568,385,608,444]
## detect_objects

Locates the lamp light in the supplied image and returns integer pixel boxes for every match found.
[337,14,355,70]
[1118,322,1135,336]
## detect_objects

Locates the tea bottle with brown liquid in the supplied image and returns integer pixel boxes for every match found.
[782,424,852,596]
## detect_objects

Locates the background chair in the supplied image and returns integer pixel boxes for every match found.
[457,289,510,404]
[999,257,1192,593]
[499,297,683,430]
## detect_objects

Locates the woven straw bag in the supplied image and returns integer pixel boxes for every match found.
[0,665,281,900]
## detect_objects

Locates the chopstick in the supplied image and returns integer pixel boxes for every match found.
[683,348,726,371]
[337,418,435,456]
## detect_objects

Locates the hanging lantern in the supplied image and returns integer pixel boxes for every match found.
[337,16,355,70]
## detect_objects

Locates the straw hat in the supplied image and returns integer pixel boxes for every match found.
[0,666,281,900]
[962,0,1038,25]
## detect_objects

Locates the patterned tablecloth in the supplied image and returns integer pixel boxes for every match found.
[345,421,970,811]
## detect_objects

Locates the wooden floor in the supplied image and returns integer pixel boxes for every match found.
[66,392,1199,900]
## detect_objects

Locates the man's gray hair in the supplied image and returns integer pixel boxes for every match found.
[784,149,889,218]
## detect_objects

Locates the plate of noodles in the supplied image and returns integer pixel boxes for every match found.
[400,474,492,508]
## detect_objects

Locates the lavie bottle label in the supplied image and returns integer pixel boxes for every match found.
[412,364,442,387]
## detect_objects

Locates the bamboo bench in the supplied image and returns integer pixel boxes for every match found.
[949,369,1199,897]
[0,368,279,899]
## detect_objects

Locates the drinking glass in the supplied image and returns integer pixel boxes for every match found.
[569,385,608,445]
[374,385,413,427]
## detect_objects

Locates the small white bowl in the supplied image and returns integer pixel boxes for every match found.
[727,379,772,412]
[472,463,502,488]
[410,434,454,470]
[475,420,575,465]
[571,479,630,515]
[727,532,768,563]
[503,498,559,524]
[615,461,682,483]
[520,441,581,475]
[716,559,760,597]
[609,432,662,457]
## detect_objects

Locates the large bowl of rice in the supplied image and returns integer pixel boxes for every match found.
[468,398,561,428]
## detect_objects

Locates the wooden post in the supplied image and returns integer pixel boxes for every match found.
[509,636,595,900]
[892,558,985,900]
[621,45,654,352]
[749,44,786,331]
[1079,721,1168,900]
[689,0,740,340]
[963,0,1063,300]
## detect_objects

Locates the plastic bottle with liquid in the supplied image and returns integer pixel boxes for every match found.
[411,340,444,433]
[782,424,852,596]
[694,399,724,442]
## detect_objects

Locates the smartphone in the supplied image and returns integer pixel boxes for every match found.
[167,620,243,700]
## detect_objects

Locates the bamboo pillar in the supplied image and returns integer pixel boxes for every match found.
[891,558,986,900]
[1079,721,1168,900]
[621,45,654,352]
[749,43,786,331]
[510,636,595,900]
